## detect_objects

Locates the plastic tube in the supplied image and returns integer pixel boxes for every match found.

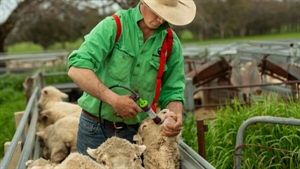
[139,99,161,124]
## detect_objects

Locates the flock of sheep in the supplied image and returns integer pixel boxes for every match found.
[25,86,181,169]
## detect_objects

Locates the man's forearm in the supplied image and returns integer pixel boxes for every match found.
[68,66,118,105]
[165,101,183,116]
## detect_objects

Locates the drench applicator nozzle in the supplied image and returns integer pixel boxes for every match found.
[138,98,161,124]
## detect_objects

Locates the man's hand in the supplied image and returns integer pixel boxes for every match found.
[111,95,142,119]
[162,112,182,137]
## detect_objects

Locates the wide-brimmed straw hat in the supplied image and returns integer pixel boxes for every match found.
[140,0,196,26]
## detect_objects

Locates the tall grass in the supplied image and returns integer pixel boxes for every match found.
[0,74,27,158]
[182,94,300,168]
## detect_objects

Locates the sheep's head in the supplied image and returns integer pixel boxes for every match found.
[133,109,178,145]
[36,124,70,163]
[87,136,146,169]
[36,125,54,159]
[38,86,69,110]
[157,109,177,127]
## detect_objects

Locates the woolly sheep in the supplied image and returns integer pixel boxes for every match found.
[38,108,80,130]
[36,116,79,163]
[25,158,56,169]
[26,136,146,169]
[87,136,146,169]
[133,109,180,169]
[26,153,102,169]
[38,86,82,114]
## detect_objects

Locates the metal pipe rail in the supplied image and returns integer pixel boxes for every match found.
[0,87,40,169]
[234,116,300,169]
[179,140,215,169]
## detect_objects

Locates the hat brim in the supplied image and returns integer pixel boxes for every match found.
[141,0,196,26]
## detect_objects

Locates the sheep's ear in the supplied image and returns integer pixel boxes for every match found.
[60,92,69,99]
[43,89,49,95]
[36,131,45,139]
[136,145,146,154]
[133,134,140,142]
[87,148,98,159]
[40,114,48,122]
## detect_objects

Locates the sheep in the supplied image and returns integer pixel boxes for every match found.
[26,153,102,169]
[133,109,180,169]
[26,136,146,169]
[38,86,82,114]
[87,136,146,169]
[38,108,80,130]
[25,158,56,169]
[36,116,79,163]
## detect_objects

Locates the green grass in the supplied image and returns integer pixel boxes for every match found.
[183,31,300,45]
[0,74,27,158]
[182,95,300,169]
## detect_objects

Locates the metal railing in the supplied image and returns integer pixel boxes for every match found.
[234,116,300,169]
[0,87,41,169]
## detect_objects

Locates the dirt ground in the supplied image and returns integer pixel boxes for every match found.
[192,107,218,120]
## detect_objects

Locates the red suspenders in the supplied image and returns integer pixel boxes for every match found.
[112,14,121,43]
[151,28,173,112]
[112,14,173,113]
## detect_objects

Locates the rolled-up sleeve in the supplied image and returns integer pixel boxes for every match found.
[159,33,186,109]
[68,17,117,71]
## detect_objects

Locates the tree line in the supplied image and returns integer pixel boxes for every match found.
[0,0,299,53]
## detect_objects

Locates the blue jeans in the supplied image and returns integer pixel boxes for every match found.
[76,114,139,156]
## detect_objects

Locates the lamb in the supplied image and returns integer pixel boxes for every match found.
[133,109,180,169]
[26,136,146,169]
[36,116,79,163]
[38,108,80,130]
[25,158,56,169]
[38,86,82,114]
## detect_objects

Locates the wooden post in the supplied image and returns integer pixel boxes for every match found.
[197,119,208,159]
[4,141,22,169]
[14,111,28,134]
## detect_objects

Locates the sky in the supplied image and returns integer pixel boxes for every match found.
[0,0,18,24]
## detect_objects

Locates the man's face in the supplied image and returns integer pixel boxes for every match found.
[141,3,165,29]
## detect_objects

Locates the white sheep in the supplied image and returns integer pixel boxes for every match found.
[26,136,146,169]
[38,86,82,114]
[38,108,80,130]
[36,116,79,163]
[25,158,56,169]
[133,109,180,169]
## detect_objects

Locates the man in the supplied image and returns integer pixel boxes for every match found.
[68,0,196,156]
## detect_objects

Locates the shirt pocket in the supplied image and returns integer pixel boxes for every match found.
[107,48,134,81]
[141,57,168,93]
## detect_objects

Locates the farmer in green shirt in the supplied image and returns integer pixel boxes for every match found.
[68,0,196,156]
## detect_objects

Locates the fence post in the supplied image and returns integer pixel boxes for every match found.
[184,77,195,111]
[4,141,22,169]
[197,119,208,159]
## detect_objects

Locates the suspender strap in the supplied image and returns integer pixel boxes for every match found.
[151,28,173,112]
[112,14,121,42]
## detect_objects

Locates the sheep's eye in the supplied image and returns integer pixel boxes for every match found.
[133,157,137,161]
[100,160,106,166]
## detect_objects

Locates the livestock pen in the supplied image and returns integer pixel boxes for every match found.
[0,71,215,169]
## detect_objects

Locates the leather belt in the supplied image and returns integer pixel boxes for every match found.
[81,109,138,130]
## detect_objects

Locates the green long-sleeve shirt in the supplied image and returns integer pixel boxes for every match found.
[68,3,185,124]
